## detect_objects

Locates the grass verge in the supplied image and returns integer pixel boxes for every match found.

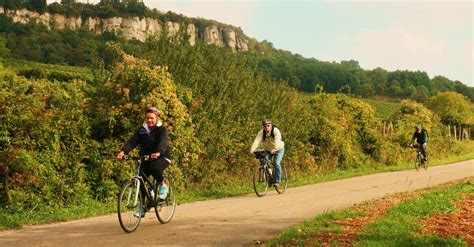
[356,179,472,246]
[0,199,114,230]
[266,178,472,246]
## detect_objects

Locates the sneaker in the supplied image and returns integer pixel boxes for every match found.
[133,205,146,218]
[158,183,168,200]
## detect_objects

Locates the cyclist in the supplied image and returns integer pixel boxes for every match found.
[116,106,171,217]
[410,124,428,161]
[250,119,285,185]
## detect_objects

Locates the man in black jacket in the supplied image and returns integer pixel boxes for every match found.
[410,125,429,161]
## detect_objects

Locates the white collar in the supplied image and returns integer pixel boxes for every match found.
[142,120,163,132]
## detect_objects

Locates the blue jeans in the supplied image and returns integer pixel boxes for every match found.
[265,147,285,183]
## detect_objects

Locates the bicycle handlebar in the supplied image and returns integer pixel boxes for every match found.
[254,150,270,159]
[122,155,151,161]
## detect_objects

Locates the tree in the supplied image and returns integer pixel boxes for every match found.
[341,59,360,69]
[61,0,76,5]
[0,36,10,57]
[427,92,473,126]
[28,0,47,13]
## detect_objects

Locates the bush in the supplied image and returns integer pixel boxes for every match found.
[18,68,46,80]
[306,93,382,170]
[0,76,92,209]
[89,43,202,188]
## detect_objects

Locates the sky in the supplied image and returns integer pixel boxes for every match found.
[49,0,473,87]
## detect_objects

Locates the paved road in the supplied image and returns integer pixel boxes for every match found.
[1,160,473,246]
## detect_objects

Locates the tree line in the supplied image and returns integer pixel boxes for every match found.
[0,2,472,103]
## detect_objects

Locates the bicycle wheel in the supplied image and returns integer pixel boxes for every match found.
[275,165,288,194]
[421,157,428,170]
[253,166,269,197]
[118,179,143,233]
[414,153,421,171]
[155,177,176,224]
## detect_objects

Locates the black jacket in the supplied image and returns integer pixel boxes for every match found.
[411,129,428,144]
[121,123,171,159]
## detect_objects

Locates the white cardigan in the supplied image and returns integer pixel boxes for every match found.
[250,127,285,153]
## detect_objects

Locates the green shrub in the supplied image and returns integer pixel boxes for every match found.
[18,68,46,80]
[0,75,92,209]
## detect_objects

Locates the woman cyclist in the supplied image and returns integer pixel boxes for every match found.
[116,106,171,217]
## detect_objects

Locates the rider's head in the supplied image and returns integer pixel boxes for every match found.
[416,125,422,132]
[145,105,161,127]
[262,119,272,132]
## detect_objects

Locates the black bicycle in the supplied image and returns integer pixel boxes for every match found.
[412,144,427,171]
[117,155,176,233]
[252,150,288,197]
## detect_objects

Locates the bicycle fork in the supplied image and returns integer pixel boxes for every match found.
[259,167,266,182]
[126,178,141,208]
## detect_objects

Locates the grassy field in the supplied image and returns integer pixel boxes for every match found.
[362,98,401,121]
[267,178,473,246]
[0,58,93,82]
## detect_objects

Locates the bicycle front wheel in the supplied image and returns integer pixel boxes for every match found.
[155,177,176,224]
[422,158,428,170]
[414,154,421,171]
[275,165,288,194]
[118,179,143,233]
[253,166,269,197]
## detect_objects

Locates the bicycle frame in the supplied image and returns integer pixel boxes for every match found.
[126,156,157,208]
[255,150,275,181]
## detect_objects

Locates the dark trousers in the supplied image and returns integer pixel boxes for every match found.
[142,157,170,183]
[140,157,170,202]
[414,143,428,160]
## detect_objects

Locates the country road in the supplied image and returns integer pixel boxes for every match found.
[1,160,473,246]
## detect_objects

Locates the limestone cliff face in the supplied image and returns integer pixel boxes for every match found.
[0,7,248,52]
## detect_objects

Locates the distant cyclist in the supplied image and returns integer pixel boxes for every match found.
[410,125,428,161]
[250,119,285,185]
[116,106,171,217]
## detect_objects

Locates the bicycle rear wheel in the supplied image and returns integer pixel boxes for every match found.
[275,165,288,194]
[253,166,269,197]
[118,179,143,233]
[155,177,176,224]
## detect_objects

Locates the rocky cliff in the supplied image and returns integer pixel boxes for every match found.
[0,6,249,52]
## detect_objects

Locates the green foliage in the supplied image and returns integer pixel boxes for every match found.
[0,11,472,226]
[427,92,474,126]
[363,98,401,121]
[254,54,473,101]
[90,43,201,188]
[0,35,9,57]
[0,14,134,67]
[0,71,92,209]
[1,0,47,13]
[391,99,440,146]
[142,33,319,185]
[2,1,473,102]
[306,93,382,169]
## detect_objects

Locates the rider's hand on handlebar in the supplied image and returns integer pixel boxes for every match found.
[116,151,125,160]
[150,152,160,160]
